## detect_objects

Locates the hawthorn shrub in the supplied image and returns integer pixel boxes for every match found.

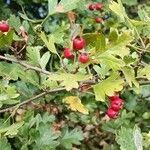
[0,0,150,149]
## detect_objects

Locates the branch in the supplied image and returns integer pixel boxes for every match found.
[0,55,52,75]
[139,80,150,85]
[0,87,65,114]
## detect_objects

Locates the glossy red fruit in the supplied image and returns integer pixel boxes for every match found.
[64,48,74,59]
[95,3,103,10]
[108,95,120,101]
[73,37,86,50]
[111,98,124,111]
[0,21,9,32]
[95,17,103,23]
[79,53,89,64]
[88,4,95,11]
[106,107,119,119]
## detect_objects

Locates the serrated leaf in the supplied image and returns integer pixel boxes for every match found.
[83,33,106,52]
[26,46,42,65]
[133,125,143,150]
[108,29,119,43]
[35,123,60,149]
[116,127,136,150]
[40,51,50,69]
[48,73,92,91]
[97,53,125,70]
[0,62,21,80]
[93,73,124,101]
[107,31,133,58]
[60,128,83,149]
[122,66,139,88]
[0,138,11,150]
[0,30,14,48]
[40,32,58,54]
[18,70,40,87]
[64,96,89,114]
[0,122,24,136]
[109,1,125,22]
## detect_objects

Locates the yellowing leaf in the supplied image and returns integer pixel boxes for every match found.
[93,73,124,101]
[48,73,92,91]
[122,66,139,88]
[64,96,89,114]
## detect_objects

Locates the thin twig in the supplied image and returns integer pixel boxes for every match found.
[139,81,150,86]
[0,87,65,114]
[0,55,52,75]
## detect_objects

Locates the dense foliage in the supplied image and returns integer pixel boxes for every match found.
[0,0,150,149]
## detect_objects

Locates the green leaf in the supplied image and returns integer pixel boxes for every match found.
[122,66,139,88]
[60,128,83,149]
[57,0,80,13]
[116,127,136,150]
[35,123,60,149]
[18,70,40,87]
[48,73,92,91]
[0,30,14,48]
[29,113,55,129]
[0,62,22,80]
[97,53,125,70]
[0,138,11,150]
[133,126,143,150]
[137,65,150,80]
[8,15,21,32]
[93,73,124,101]
[143,131,150,149]
[122,0,137,6]
[0,122,24,136]
[83,33,106,52]
[107,31,133,58]
[40,51,50,69]
[26,46,42,65]
[40,32,58,54]
[93,64,110,79]
[48,0,58,15]
[108,29,119,43]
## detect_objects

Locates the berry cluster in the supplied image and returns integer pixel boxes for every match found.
[63,36,90,64]
[0,21,9,33]
[88,3,104,23]
[106,95,124,119]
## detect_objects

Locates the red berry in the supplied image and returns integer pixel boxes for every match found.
[79,53,89,64]
[64,48,74,59]
[88,4,95,11]
[106,107,119,119]
[0,21,9,32]
[111,98,124,111]
[95,17,103,23]
[108,95,120,101]
[73,37,86,50]
[95,3,103,10]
